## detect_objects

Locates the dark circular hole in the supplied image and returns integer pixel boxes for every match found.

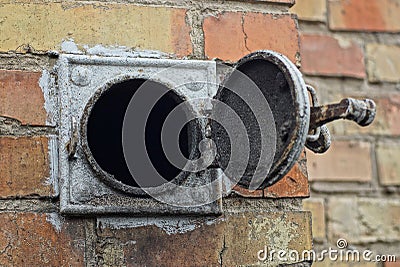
[86,78,193,188]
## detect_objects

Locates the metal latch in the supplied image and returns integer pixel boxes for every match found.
[305,86,376,153]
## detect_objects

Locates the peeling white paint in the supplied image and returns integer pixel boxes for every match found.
[39,69,58,126]
[60,39,170,59]
[97,216,223,235]
[39,70,59,195]
[46,213,64,232]
[61,39,82,54]
[45,136,59,196]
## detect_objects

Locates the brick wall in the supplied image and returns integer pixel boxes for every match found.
[291,0,400,266]
[0,1,313,266]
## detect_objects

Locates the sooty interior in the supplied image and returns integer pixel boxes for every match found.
[86,79,191,188]
[212,59,296,184]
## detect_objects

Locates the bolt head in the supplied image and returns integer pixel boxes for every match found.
[71,66,92,86]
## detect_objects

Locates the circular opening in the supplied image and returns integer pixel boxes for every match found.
[84,78,195,190]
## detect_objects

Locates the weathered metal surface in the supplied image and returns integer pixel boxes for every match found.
[305,125,331,154]
[213,50,310,189]
[309,98,376,129]
[306,98,376,153]
[56,52,222,215]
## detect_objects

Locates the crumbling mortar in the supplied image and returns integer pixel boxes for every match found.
[278,260,313,267]
[222,198,303,212]
[0,116,57,136]
[95,237,126,267]
[311,184,400,198]
[186,8,206,59]
[84,219,98,267]
[50,0,291,13]
[0,52,57,72]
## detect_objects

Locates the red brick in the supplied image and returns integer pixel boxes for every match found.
[0,212,85,266]
[232,161,309,198]
[171,9,192,57]
[232,151,309,198]
[385,261,400,267]
[0,70,47,125]
[264,152,310,198]
[374,96,400,136]
[204,12,300,64]
[300,34,365,78]
[0,136,54,198]
[328,0,400,32]
[307,141,373,182]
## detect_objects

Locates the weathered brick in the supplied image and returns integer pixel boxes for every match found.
[204,12,300,64]
[328,198,400,244]
[0,136,54,198]
[303,198,325,241]
[328,0,400,32]
[300,34,365,78]
[307,141,373,182]
[232,185,264,197]
[366,44,400,83]
[0,3,192,56]
[0,212,85,266]
[264,151,310,198]
[234,165,309,198]
[0,70,47,125]
[233,152,309,198]
[376,142,400,186]
[290,0,327,21]
[96,211,312,266]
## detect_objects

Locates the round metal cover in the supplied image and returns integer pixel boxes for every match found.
[212,51,310,189]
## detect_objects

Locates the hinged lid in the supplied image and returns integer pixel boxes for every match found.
[212,51,310,189]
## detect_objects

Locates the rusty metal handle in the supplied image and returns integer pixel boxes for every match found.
[307,97,376,154]
[310,98,376,129]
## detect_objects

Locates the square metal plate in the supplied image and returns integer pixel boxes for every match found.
[56,53,222,215]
